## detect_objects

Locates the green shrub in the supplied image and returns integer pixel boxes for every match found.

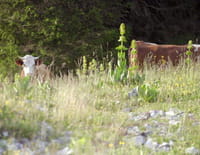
[0,43,19,78]
[138,83,159,103]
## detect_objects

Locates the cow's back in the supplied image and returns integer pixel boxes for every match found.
[129,41,189,67]
[35,64,52,81]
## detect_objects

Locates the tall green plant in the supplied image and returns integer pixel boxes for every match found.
[126,40,145,85]
[186,40,193,65]
[112,23,128,82]
[128,40,138,80]
[128,40,138,71]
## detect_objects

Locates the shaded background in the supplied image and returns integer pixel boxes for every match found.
[127,0,200,44]
[1,0,200,76]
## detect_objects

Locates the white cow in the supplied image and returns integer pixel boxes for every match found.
[16,55,51,81]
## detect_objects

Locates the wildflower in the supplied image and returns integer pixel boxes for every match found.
[175,83,179,87]
[178,77,183,81]
[119,141,125,145]
[184,91,187,95]
[108,143,114,148]
[5,101,10,105]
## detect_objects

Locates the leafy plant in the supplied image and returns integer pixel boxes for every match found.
[131,72,145,85]
[185,40,193,65]
[127,40,145,84]
[13,74,32,97]
[138,82,159,103]
[112,23,128,82]
[128,40,138,71]
[88,59,97,74]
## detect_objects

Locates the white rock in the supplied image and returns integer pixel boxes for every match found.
[0,148,4,154]
[128,87,138,98]
[20,148,34,155]
[56,147,73,155]
[134,135,147,146]
[157,142,171,152]
[39,121,54,140]
[122,108,132,112]
[165,111,176,117]
[185,147,200,154]
[7,143,18,151]
[169,120,180,125]
[149,110,164,118]
[144,138,158,150]
[2,131,9,137]
[127,126,140,135]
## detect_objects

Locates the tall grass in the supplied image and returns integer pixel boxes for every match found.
[0,59,200,154]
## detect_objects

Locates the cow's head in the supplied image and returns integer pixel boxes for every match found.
[16,55,41,77]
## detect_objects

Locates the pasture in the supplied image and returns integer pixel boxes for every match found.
[2,1,200,154]
[0,59,200,155]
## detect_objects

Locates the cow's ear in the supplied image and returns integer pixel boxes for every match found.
[15,59,23,66]
[35,59,42,66]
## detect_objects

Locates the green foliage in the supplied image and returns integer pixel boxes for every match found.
[128,40,139,81]
[0,43,19,78]
[130,40,137,51]
[115,23,128,52]
[186,40,193,54]
[130,72,145,85]
[115,44,127,51]
[127,40,157,102]
[112,61,127,82]
[76,56,107,77]
[13,75,32,96]
[0,99,38,138]
[71,136,92,154]
[138,82,159,103]
[112,25,143,84]
[0,60,200,154]
[186,40,193,65]
[0,0,124,75]
[120,23,126,36]
[82,56,87,75]
[88,59,97,73]
[112,23,128,82]
[0,0,199,77]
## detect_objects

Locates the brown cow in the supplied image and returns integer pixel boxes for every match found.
[128,41,200,67]
[16,55,52,81]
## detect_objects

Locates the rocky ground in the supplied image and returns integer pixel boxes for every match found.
[0,108,200,155]
[0,122,72,155]
[123,107,200,154]
[1,93,200,154]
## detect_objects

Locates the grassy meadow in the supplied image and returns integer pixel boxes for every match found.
[0,60,200,155]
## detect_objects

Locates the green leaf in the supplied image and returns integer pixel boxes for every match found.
[118,36,127,42]
[115,45,128,51]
